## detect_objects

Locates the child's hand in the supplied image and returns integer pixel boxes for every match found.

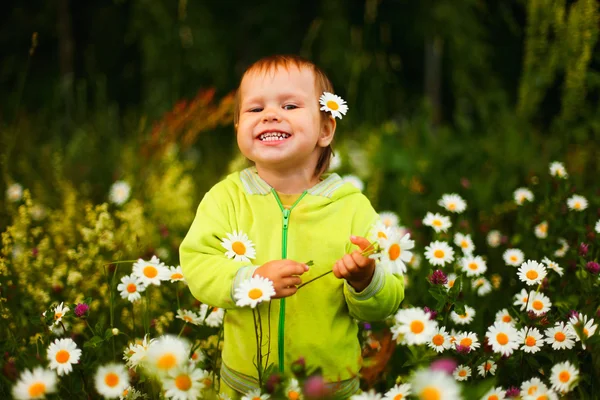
[332,235,376,292]
[253,260,309,299]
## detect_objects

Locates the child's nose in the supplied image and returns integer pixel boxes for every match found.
[262,107,281,122]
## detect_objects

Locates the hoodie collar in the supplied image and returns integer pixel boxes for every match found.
[240,167,343,198]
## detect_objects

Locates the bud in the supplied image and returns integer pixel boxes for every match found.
[586,261,600,275]
[579,242,589,257]
[112,328,119,336]
[74,303,89,318]
[428,270,448,285]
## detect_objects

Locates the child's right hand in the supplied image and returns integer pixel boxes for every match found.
[253,260,309,298]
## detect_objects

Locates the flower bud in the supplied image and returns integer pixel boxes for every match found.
[586,261,600,275]
[112,328,119,336]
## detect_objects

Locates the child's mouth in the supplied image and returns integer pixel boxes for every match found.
[258,132,291,142]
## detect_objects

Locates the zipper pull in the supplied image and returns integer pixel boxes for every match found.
[282,208,290,229]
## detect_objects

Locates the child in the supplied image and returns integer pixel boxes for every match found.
[179,55,404,399]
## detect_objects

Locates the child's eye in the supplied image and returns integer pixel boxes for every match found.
[248,107,263,113]
[283,104,298,110]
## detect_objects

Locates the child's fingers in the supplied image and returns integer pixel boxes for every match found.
[282,261,310,276]
[281,276,302,287]
[342,254,358,274]
[350,250,371,268]
[350,235,372,252]
[276,286,298,298]
[332,260,347,279]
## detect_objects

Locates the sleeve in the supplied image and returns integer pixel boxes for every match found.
[343,195,405,321]
[179,188,258,309]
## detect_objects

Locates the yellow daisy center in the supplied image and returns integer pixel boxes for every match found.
[28,382,46,397]
[326,100,339,110]
[105,372,120,387]
[384,218,392,227]
[460,338,472,347]
[461,240,468,248]
[432,220,442,227]
[537,396,548,400]
[496,333,509,345]
[488,396,499,400]
[574,202,581,209]
[458,370,467,377]
[554,332,566,342]
[248,288,263,300]
[559,371,570,383]
[484,362,492,371]
[377,231,387,239]
[252,397,261,400]
[175,374,192,391]
[410,320,425,334]
[540,224,547,233]
[433,250,444,258]
[532,300,543,310]
[232,241,246,255]
[469,262,478,270]
[584,328,589,337]
[528,386,538,395]
[288,390,300,400]
[203,377,212,387]
[388,244,401,261]
[448,203,456,210]
[56,349,70,363]
[526,270,538,280]
[510,255,517,262]
[144,265,158,278]
[127,283,137,293]
[171,273,183,280]
[394,395,404,400]
[54,313,62,320]
[525,336,536,347]
[420,387,441,400]
[212,307,219,313]
[432,334,445,346]
[502,315,512,323]
[448,280,455,288]
[183,316,193,322]
[157,353,177,370]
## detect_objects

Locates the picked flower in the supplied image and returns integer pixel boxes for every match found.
[12,367,57,400]
[566,194,587,211]
[319,92,348,119]
[234,275,276,308]
[513,187,534,205]
[423,212,452,233]
[424,241,455,267]
[47,338,82,376]
[117,275,147,303]
[374,231,414,276]
[549,161,568,178]
[221,230,257,262]
[132,256,170,286]
[518,260,547,286]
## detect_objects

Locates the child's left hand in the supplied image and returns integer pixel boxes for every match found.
[332,235,376,292]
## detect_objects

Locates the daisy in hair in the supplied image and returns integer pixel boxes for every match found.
[513,188,534,205]
[568,313,597,349]
[424,241,455,267]
[461,255,487,277]
[450,305,475,325]
[220,230,257,262]
[94,363,130,399]
[176,309,203,326]
[379,211,400,228]
[566,194,588,211]
[319,92,348,119]
[145,335,190,375]
[12,367,57,400]
[375,231,414,276]
[410,368,460,400]
[534,221,548,239]
[428,326,452,353]
[486,230,501,248]
[423,212,452,233]
[285,378,303,400]
[444,273,457,291]
[51,302,70,326]
[383,383,411,399]
[549,161,568,178]
[503,249,524,267]
[438,193,466,213]
[234,275,276,308]
[549,361,579,394]
[47,338,82,376]
[526,292,552,316]
[452,365,471,381]
[453,331,480,352]
[200,304,225,327]
[350,389,382,400]
[477,360,497,377]
[241,389,270,400]
[541,257,563,276]
[486,321,520,356]
[517,260,546,286]
[168,265,187,283]
[554,238,569,258]
[517,327,545,353]
[495,309,516,326]
[481,386,505,400]
[117,274,146,303]
[392,308,438,345]
[132,255,169,286]
[162,363,208,400]
[454,232,475,255]
[513,288,532,311]
[545,322,576,350]
[472,277,492,296]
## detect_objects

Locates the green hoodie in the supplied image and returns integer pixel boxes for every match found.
[179,168,405,396]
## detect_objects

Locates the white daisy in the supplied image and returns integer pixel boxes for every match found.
[109,181,131,205]
[328,153,342,171]
[477,360,497,377]
[518,260,547,286]
[595,220,600,234]
[522,388,558,400]
[200,304,225,327]
[123,335,154,369]
[189,349,206,365]
[319,92,348,119]
[513,289,532,311]
[503,249,524,267]
[392,308,438,345]
[472,277,492,296]
[376,231,414,275]
[568,313,597,346]
[554,238,569,258]
[409,253,422,270]
[495,309,516,326]
[444,273,457,291]
[450,305,475,325]
[461,255,487,277]
[169,266,187,283]
[342,174,364,191]
[454,233,475,255]
[351,390,382,400]
[410,368,461,400]
[481,387,505,400]
[486,230,502,248]
[12,367,57,400]
[146,335,190,374]
[428,326,452,353]
[117,275,146,303]
[163,363,207,400]
[521,377,548,398]
[534,221,548,239]
[424,241,455,267]
[485,321,520,356]
[383,383,411,399]
[513,188,534,205]
[423,212,452,233]
[220,230,257,262]
[438,194,466,213]
[241,389,270,400]
[285,378,303,400]
[371,220,392,245]
[550,361,578,393]
[176,309,203,326]
[454,331,480,352]
[119,386,144,400]
[549,161,568,178]
[234,275,276,308]
[6,183,24,202]
[94,363,130,399]
[541,257,563,276]
[566,194,588,211]
[452,365,471,381]
[379,211,400,228]
[517,327,544,353]
[526,291,552,316]
[132,256,170,286]
[545,322,576,350]
[47,338,81,376]
[30,203,47,221]
[51,302,70,326]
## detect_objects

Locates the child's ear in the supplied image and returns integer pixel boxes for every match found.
[318,115,336,147]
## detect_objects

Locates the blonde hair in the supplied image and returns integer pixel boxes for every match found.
[234,55,335,177]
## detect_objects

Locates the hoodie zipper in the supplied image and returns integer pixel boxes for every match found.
[272,188,307,374]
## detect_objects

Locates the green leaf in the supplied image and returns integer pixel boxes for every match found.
[104,328,114,340]
[84,336,104,348]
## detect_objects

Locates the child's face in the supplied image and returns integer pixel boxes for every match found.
[236,66,334,176]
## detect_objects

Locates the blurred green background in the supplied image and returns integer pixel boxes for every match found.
[1,0,599,231]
